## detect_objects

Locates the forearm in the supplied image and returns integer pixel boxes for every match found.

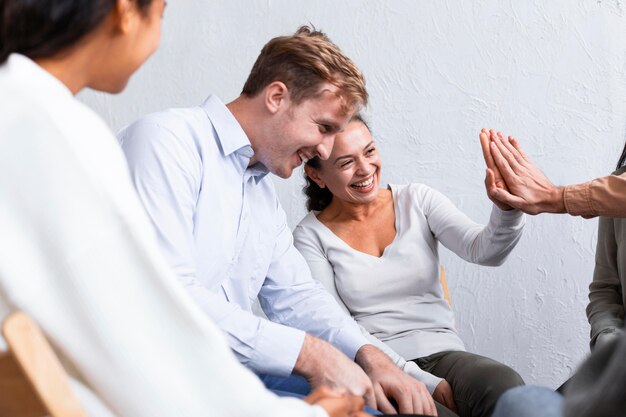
[294,334,373,400]
[354,344,395,374]
[186,282,306,375]
[294,334,337,380]
[466,204,525,266]
[355,325,442,393]
[260,275,368,361]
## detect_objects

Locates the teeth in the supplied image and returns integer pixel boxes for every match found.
[352,177,374,188]
[298,151,309,163]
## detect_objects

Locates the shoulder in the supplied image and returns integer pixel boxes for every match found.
[390,182,443,205]
[293,212,327,246]
[118,107,209,169]
[294,212,322,236]
[118,106,209,155]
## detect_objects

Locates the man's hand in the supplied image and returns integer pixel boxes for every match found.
[480,129,566,215]
[305,386,372,417]
[355,345,437,416]
[295,335,376,408]
[432,380,457,414]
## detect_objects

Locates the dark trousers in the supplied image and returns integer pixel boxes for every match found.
[412,351,525,417]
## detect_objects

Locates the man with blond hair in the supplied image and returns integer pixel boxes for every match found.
[119,26,443,416]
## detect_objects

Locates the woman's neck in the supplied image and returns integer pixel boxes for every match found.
[36,54,89,95]
[320,188,391,223]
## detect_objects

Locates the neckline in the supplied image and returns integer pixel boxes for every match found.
[311,185,400,259]
[5,54,73,99]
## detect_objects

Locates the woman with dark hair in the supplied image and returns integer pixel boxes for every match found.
[0,2,366,417]
[293,116,527,417]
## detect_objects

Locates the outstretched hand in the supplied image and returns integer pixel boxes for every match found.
[479,128,514,211]
[479,128,566,215]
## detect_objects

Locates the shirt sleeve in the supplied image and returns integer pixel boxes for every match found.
[418,185,525,266]
[119,119,307,376]
[293,221,443,393]
[586,216,625,350]
[564,172,626,218]
[564,327,626,417]
[259,206,368,361]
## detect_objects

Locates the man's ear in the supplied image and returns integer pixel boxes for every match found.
[264,81,289,114]
[304,164,326,189]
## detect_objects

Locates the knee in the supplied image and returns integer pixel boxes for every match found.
[493,386,563,417]
[494,366,525,392]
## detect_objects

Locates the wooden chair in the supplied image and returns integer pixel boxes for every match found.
[439,265,452,307]
[0,311,87,417]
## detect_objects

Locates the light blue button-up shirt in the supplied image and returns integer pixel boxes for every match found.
[119,95,368,376]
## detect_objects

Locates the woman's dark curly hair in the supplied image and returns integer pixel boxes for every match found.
[303,114,370,211]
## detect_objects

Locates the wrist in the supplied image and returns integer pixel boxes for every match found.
[294,334,324,379]
[546,186,566,213]
[355,344,391,373]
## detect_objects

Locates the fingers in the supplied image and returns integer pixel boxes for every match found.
[497,132,527,166]
[479,128,496,170]
[490,130,525,170]
[481,128,511,192]
[509,136,530,161]
[305,386,346,404]
[489,140,518,180]
[373,384,397,414]
[446,392,458,414]
[352,412,374,417]
[419,390,437,416]
[485,168,497,193]
[316,395,366,417]
[362,385,377,412]
[490,185,527,212]
[440,383,456,413]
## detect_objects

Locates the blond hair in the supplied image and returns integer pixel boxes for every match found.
[241,25,368,114]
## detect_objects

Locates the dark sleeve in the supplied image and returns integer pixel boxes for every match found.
[563,327,626,417]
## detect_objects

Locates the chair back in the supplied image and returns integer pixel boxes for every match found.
[0,311,87,417]
[439,265,452,307]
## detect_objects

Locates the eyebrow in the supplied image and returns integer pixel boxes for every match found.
[333,141,375,164]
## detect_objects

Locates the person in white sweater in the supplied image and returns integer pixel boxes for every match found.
[0,2,366,417]
[294,116,526,417]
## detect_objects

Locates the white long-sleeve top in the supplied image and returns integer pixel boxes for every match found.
[293,183,524,392]
[0,54,326,417]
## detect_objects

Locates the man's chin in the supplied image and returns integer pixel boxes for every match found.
[269,164,294,179]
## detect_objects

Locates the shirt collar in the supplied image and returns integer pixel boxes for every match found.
[2,54,73,100]
[200,94,269,180]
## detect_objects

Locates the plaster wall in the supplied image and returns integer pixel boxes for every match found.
[80,0,626,387]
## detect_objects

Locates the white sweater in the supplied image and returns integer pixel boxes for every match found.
[294,183,524,392]
[0,54,325,417]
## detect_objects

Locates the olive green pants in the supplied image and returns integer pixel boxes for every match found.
[413,351,525,417]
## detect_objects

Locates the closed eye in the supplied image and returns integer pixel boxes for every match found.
[318,124,332,134]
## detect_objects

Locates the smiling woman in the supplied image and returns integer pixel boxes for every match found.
[296,115,527,417]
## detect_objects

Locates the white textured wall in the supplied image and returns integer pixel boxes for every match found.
[80,0,626,387]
